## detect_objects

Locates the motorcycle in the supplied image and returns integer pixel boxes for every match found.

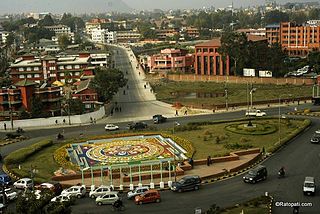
[278,169,285,178]
[56,133,64,140]
[16,127,24,134]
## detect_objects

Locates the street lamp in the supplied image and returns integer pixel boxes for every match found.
[278,94,292,143]
[172,121,180,134]
[249,88,256,109]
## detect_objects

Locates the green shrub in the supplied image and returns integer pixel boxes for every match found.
[4,139,53,165]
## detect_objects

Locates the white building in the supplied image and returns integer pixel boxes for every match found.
[90,53,110,68]
[1,31,9,44]
[91,29,117,44]
[45,25,75,44]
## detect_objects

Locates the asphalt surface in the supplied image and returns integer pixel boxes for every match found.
[1,44,320,213]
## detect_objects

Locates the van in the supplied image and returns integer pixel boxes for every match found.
[303,177,315,196]
[243,165,267,184]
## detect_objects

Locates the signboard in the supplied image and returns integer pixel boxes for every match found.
[259,70,272,77]
[243,68,255,77]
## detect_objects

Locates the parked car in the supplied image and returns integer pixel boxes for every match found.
[153,115,167,124]
[245,109,266,117]
[35,182,63,195]
[61,185,86,198]
[13,178,33,189]
[0,174,12,185]
[135,190,161,205]
[89,185,114,199]
[171,175,202,192]
[303,177,316,196]
[105,124,119,131]
[4,188,17,201]
[310,133,320,144]
[51,194,72,203]
[127,122,147,130]
[96,191,120,206]
[127,186,149,199]
[243,165,267,184]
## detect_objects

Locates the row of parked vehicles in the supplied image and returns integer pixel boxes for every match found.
[104,114,168,131]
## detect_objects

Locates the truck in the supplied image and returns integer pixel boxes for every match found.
[245,109,266,117]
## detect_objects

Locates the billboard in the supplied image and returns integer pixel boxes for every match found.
[259,70,272,77]
[243,68,255,77]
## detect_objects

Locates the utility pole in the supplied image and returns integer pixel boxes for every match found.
[224,82,228,111]
[8,91,13,130]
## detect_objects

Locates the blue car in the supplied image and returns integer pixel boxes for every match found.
[0,174,12,185]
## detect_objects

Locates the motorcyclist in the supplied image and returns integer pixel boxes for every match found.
[57,133,64,140]
[278,167,285,177]
[112,199,123,210]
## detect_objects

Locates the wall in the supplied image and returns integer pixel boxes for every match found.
[1,106,106,129]
[163,74,315,85]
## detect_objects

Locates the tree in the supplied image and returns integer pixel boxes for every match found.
[218,31,248,75]
[60,13,85,32]
[31,96,44,118]
[308,51,320,73]
[264,10,289,25]
[6,33,15,47]
[69,98,85,115]
[309,8,320,20]
[23,27,55,44]
[58,34,71,50]
[39,15,55,26]
[90,67,127,102]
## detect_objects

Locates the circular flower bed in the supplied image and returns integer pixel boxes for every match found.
[225,123,277,135]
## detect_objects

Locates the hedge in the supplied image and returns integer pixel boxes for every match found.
[4,139,53,165]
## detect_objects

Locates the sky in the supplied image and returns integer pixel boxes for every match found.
[0,0,315,14]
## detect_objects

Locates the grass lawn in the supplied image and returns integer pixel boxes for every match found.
[220,196,270,214]
[174,118,306,159]
[150,81,312,106]
[8,118,307,181]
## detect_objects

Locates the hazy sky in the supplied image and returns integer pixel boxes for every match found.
[0,0,314,14]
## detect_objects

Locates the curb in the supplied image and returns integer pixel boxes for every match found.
[2,164,20,181]
[269,195,274,214]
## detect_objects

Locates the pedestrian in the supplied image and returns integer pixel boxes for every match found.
[63,119,66,124]
[139,72,140,76]
[175,110,178,116]
[189,158,194,168]
[90,117,93,123]
[184,110,188,115]
[3,123,6,131]
[115,107,118,112]
[119,107,122,112]
[93,118,96,124]
[110,109,114,116]
[207,156,211,166]
[55,120,58,125]
[144,84,146,89]
[123,90,126,95]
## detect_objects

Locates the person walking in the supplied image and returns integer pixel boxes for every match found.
[207,156,211,166]
[3,123,6,131]
[175,110,178,116]
[55,120,58,125]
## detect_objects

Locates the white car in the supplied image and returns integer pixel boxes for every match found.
[315,130,320,134]
[245,109,266,117]
[89,185,113,199]
[13,178,33,189]
[5,188,17,201]
[127,186,149,199]
[51,194,71,203]
[61,185,86,198]
[105,124,119,131]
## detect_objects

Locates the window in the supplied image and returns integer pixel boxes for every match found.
[203,48,208,52]
[74,65,80,69]
[18,68,24,71]
[27,74,32,78]
[19,75,25,78]
[59,73,65,77]
[26,67,31,71]
[59,66,64,69]
[34,67,39,71]
[66,65,72,69]
[49,66,56,71]
[34,74,40,78]
[75,72,80,76]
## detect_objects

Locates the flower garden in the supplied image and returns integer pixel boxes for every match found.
[67,135,188,168]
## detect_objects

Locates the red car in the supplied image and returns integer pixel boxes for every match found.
[134,190,161,205]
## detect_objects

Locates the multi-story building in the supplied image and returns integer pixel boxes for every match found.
[266,24,281,44]
[194,39,230,76]
[266,21,320,56]
[72,79,99,111]
[180,27,200,39]
[91,29,117,44]
[156,29,179,40]
[44,24,75,44]
[85,18,111,35]
[237,28,266,37]
[117,30,141,43]
[147,48,194,73]
[0,80,62,118]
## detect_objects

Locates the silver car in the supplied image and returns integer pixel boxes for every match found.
[89,185,113,199]
[127,186,149,199]
[96,191,120,206]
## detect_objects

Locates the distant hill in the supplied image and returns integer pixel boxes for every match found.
[106,0,132,13]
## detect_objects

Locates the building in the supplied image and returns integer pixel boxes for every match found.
[0,80,62,118]
[44,25,75,44]
[266,24,281,45]
[91,29,117,44]
[72,79,100,111]
[148,49,194,73]
[85,18,111,35]
[117,30,141,43]
[236,28,266,37]
[180,27,200,39]
[194,39,230,76]
[266,21,320,56]
[156,29,179,40]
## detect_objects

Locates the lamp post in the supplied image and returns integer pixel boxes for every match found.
[278,95,292,143]
[249,87,256,109]
[173,121,180,134]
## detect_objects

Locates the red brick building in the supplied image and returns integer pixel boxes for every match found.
[0,79,62,119]
[194,38,230,76]
[148,49,194,73]
[266,21,320,56]
[72,79,100,111]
